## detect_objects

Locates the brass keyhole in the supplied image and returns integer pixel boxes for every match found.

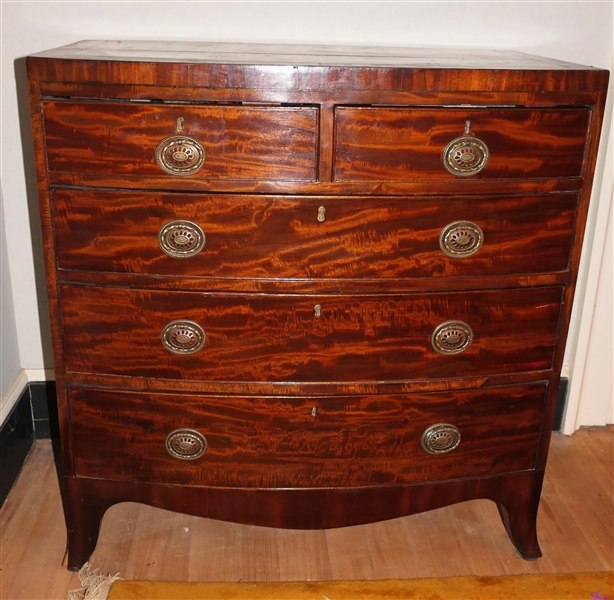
[317,206,326,222]
[314,304,322,318]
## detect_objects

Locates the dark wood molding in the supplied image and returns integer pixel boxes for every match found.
[0,388,34,505]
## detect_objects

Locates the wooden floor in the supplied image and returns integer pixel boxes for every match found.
[1,428,612,599]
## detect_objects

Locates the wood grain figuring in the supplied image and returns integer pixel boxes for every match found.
[59,285,562,382]
[70,384,546,487]
[26,41,610,570]
[334,107,590,181]
[43,101,319,181]
[49,266,571,296]
[52,189,578,279]
[62,372,557,401]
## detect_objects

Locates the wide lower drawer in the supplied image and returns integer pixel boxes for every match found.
[59,285,562,382]
[70,383,547,487]
[52,189,577,278]
[334,107,589,181]
[42,101,318,182]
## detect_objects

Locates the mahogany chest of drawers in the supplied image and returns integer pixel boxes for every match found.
[26,41,608,570]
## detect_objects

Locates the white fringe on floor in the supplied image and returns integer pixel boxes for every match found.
[67,562,121,600]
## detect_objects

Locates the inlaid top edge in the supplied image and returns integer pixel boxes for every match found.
[28,40,602,71]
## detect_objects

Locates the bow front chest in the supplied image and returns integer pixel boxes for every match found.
[25,41,608,569]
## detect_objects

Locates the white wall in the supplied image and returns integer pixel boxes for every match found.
[0,185,22,420]
[576,185,613,427]
[1,1,612,426]
[563,59,614,432]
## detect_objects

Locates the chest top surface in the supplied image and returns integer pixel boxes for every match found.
[26,40,607,93]
[29,39,595,69]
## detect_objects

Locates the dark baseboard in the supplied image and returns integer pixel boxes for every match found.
[0,386,33,505]
[0,377,568,506]
[29,381,60,440]
[0,381,58,506]
[552,377,569,433]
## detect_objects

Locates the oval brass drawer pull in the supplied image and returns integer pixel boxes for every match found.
[439,221,484,258]
[158,220,206,258]
[431,320,473,355]
[442,120,489,177]
[166,428,207,460]
[161,320,206,355]
[156,136,205,175]
[155,118,205,176]
[421,423,461,454]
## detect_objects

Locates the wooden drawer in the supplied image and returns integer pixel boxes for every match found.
[70,384,546,487]
[334,107,589,181]
[60,285,562,382]
[42,101,318,181]
[53,189,577,279]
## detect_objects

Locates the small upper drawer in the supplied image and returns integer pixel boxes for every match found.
[42,101,318,181]
[333,107,590,181]
[52,189,577,279]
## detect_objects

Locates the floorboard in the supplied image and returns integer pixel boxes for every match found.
[276,529,332,582]
[325,525,375,581]
[403,508,474,578]
[363,518,422,580]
